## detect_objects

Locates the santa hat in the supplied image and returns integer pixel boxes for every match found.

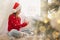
[13,2,21,13]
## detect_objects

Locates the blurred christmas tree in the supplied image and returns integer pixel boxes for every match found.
[48,0,60,40]
[48,0,60,11]
[33,17,60,40]
[32,0,60,40]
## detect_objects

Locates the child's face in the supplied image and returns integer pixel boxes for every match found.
[16,9,21,15]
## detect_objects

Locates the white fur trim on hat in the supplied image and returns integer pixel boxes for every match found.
[13,5,21,13]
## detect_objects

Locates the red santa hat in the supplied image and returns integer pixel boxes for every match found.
[13,2,21,13]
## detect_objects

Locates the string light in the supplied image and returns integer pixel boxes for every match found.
[39,26,46,32]
[44,18,49,24]
[57,19,60,24]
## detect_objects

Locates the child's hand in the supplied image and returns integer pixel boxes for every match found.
[24,21,29,24]
[24,19,29,24]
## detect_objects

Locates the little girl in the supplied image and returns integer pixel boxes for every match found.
[8,2,28,39]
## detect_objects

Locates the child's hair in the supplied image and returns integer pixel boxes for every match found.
[13,13,16,15]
